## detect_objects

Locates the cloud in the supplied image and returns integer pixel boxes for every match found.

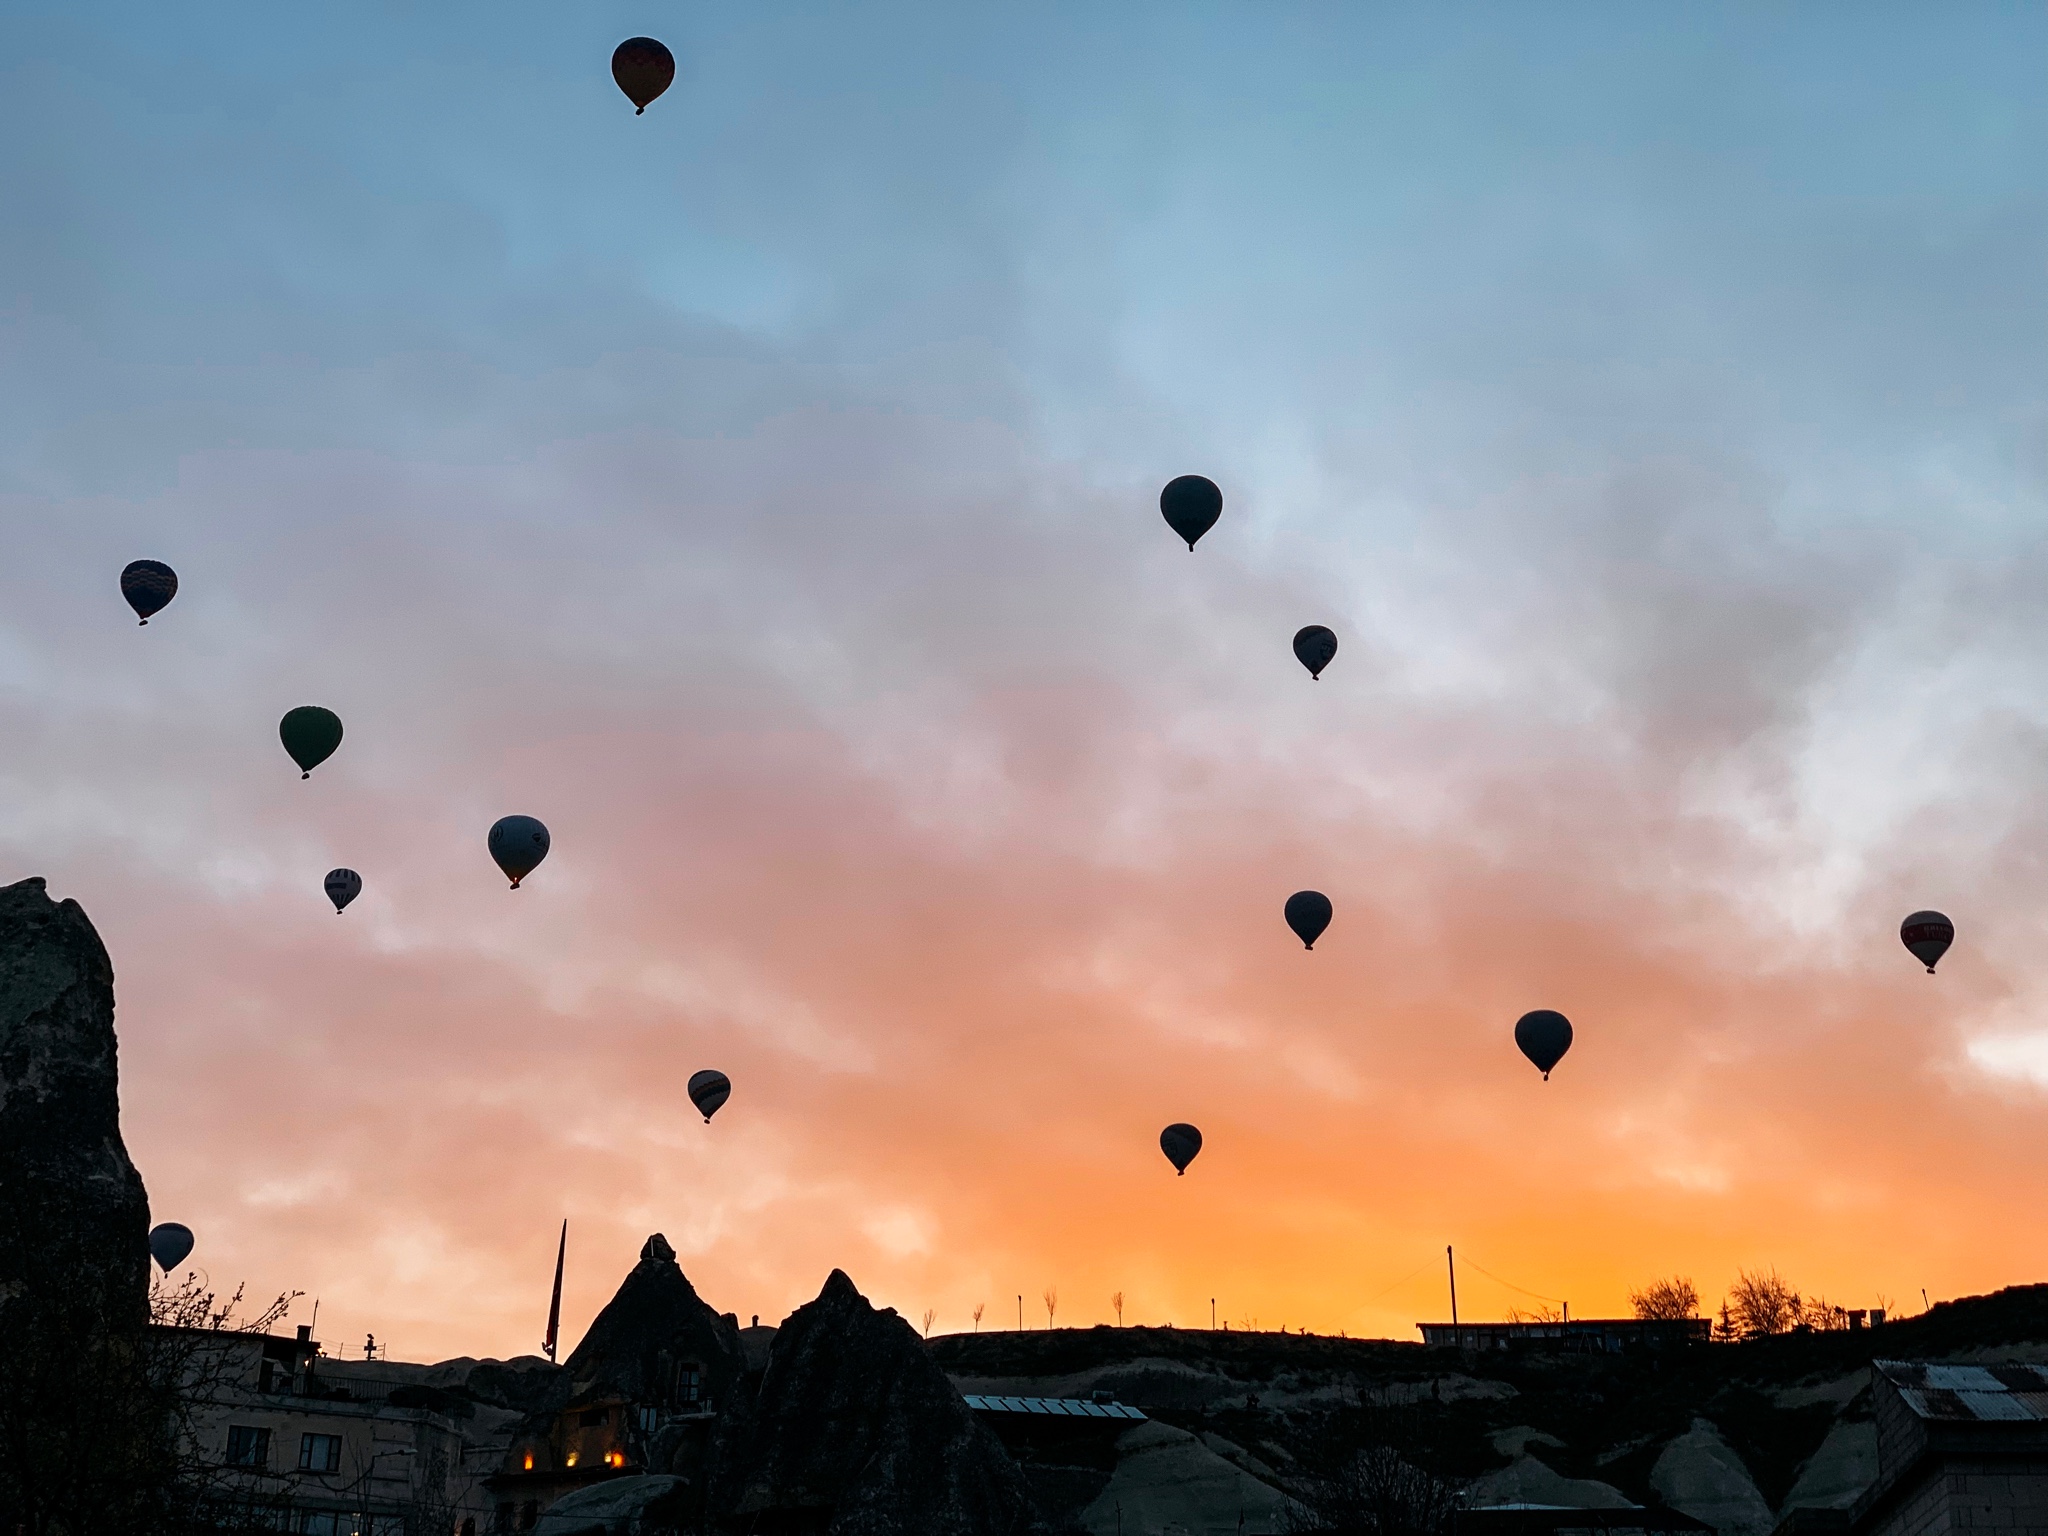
[0,1,2042,1358]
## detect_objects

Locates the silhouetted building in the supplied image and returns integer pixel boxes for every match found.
[1417,1318,1711,1353]
[1844,1359,2048,1535]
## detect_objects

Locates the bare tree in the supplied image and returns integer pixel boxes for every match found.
[1284,1392,1464,1536]
[1629,1276,1700,1320]
[1504,1304,1562,1323]
[1725,1268,1801,1338]
[972,1302,984,1331]
[922,1308,936,1337]
[1042,1286,1058,1329]
[1111,1291,1124,1327]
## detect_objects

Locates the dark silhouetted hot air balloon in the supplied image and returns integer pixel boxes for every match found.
[324,869,361,914]
[1901,911,1954,974]
[148,1222,194,1272]
[1284,890,1332,950]
[1515,1010,1573,1080]
[121,560,178,625]
[688,1069,731,1124]
[612,37,675,114]
[1160,475,1222,550]
[280,707,343,778]
[489,816,551,889]
[1293,625,1337,680]
[1160,1123,1203,1175]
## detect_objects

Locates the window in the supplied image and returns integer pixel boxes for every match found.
[518,1502,538,1532]
[225,1425,271,1467]
[678,1364,700,1404]
[299,1432,343,1473]
[295,1515,347,1536]
[636,1405,659,1434]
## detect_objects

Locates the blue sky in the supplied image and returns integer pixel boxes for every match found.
[1,3,2044,1355]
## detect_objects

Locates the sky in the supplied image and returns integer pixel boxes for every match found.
[2,2,2045,1362]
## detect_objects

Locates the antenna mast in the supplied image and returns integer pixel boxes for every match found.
[544,1220,566,1363]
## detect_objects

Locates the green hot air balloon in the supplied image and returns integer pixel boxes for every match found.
[280,707,344,779]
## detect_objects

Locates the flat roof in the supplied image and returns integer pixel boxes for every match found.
[960,1394,1145,1420]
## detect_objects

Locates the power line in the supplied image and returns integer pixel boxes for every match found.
[1457,1255,1565,1306]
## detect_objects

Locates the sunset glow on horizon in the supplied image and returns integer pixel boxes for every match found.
[2,3,2044,1363]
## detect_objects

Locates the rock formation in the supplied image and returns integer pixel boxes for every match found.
[557,1233,746,1416]
[723,1268,1046,1535]
[0,876,167,1527]
[0,876,150,1325]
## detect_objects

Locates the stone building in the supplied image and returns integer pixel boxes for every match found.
[1846,1359,2048,1534]
[170,1320,543,1533]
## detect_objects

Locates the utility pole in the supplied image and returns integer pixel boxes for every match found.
[1211,1298,1216,1330]
[1017,1295,1023,1330]
[1447,1246,1458,1330]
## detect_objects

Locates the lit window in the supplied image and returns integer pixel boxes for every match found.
[298,1432,342,1473]
[564,1452,577,1467]
[225,1425,271,1467]
[521,1450,534,1471]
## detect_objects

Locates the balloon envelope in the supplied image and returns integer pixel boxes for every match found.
[688,1069,731,1124]
[1284,890,1332,950]
[1901,910,1954,973]
[280,706,343,778]
[612,37,675,113]
[324,868,361,914]
[121,560,178,625]
[1160,1123,1203,1175]
[1292,625,1338,679]
[1159,475,1222,549]
[148,1222,194,1272]
[489,816,551,889]
[1515,1010,1573,1080]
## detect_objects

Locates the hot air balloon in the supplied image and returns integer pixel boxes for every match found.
[1293,625,1337,680]
[280,707,343,778]
[1159,475,1222,550]
[121,560,178,625]
[1901,911,1954,974]
[612,37,675,114]
[489,816,551,889]
[1284,890,1332,950]
[148,1222,195,1272]
[324,869,361,914]
[1160,1123,1203,1175]
[1514,1010,1573,1080]
[688,1069,731,1124]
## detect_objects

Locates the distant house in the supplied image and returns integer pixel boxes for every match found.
[1842,1359,2048,1535]
[1416,1318,1711,1353]
[167,1322,528,1534]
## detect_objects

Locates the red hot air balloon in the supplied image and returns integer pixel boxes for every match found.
[612,37,675,114]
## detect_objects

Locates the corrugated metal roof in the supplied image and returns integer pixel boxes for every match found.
[960,1394,1146,1420]
[1877,1360,2048,1421]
